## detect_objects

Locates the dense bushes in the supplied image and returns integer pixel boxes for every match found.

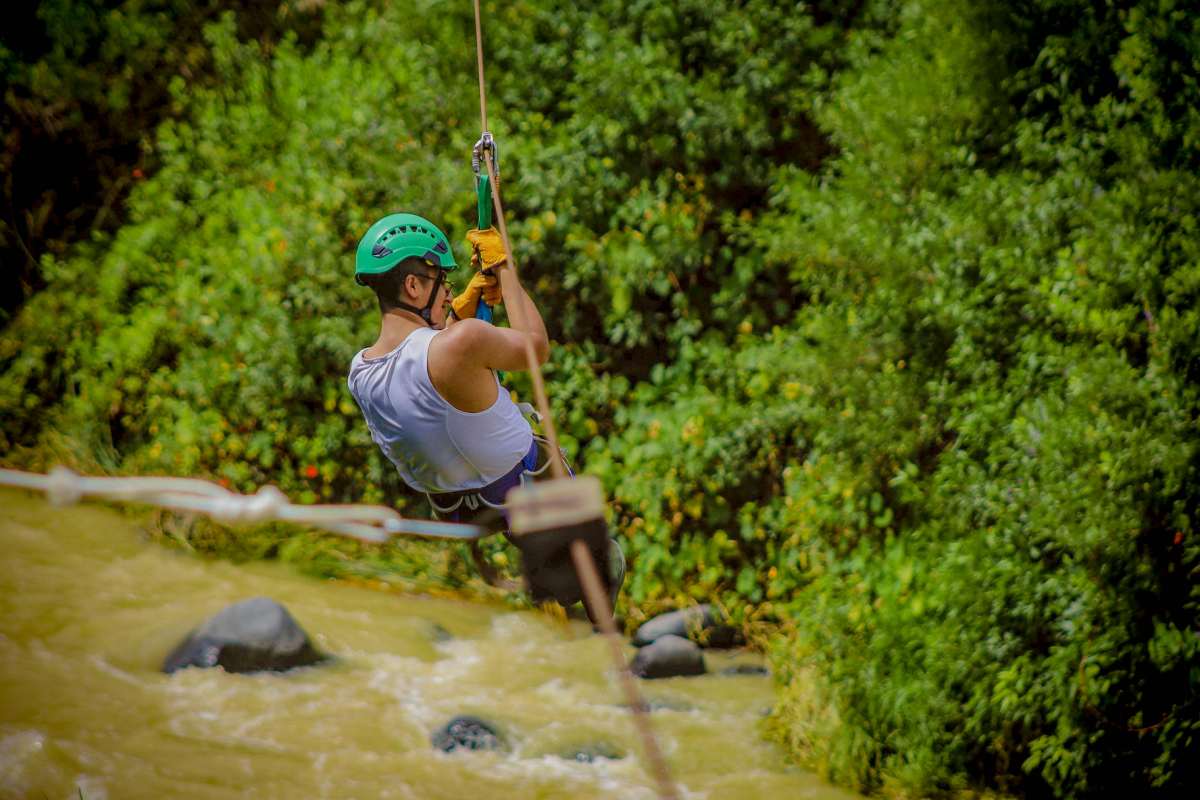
[2,0,1197,796]
[754,2,1199,796]
[0,4,473,510]
[0,0,328,322]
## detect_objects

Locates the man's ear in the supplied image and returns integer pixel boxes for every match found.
[403,273,420,299]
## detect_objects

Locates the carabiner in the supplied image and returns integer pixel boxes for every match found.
[471,132,499,178]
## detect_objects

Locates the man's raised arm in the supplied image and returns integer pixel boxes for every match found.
[444,228,550,372]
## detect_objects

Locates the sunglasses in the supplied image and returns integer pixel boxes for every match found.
[415,273,453,294]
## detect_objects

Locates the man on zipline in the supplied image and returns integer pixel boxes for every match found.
[346,212,624,616]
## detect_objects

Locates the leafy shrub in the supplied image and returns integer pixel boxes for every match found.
[755,1,1200,796]
[0,0,328,321]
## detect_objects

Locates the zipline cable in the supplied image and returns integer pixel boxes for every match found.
[470,2,680,797]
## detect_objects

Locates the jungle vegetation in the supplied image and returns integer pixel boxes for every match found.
[2,0,1196,796]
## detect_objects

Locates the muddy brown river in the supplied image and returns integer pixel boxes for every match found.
[0,489,857,799]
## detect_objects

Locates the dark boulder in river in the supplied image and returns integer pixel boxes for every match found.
[632,604,743,649]
[630,634,706,679]
[432,715,504,753]
[162,597,326,674]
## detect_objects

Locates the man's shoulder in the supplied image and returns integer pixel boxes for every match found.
[428,321,499,396]
[346,349,364,382]
[441,317,494,339]
[433,319,494,358]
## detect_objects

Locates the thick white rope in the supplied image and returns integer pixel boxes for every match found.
[0,467,485,543]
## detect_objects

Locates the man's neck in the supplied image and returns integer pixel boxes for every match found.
[365,310,430,358]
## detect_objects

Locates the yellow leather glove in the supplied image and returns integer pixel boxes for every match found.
[450,271,503,320]
[465,227,507,272]
[477,272,503,306]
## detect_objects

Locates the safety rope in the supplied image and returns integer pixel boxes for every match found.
[0,467,485,543]
[470,3,680,797]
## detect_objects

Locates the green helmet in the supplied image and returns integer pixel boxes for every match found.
[354,212,457,284]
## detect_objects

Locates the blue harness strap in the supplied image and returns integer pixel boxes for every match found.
[427,438,540,523]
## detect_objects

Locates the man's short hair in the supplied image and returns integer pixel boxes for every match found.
[359,256,437,313]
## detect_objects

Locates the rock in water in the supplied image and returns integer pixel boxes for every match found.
[631,604,743,649]
[432,715,503,753]
[629,634,706,679]
[560,742,624,762]
[429,622,454,643]
[720,664,770,677]
[162,597,326,674]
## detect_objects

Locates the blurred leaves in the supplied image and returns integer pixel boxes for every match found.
[0,0,329,323]
[2,0,1199,797]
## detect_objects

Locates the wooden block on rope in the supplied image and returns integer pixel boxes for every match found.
[505,476,612,608]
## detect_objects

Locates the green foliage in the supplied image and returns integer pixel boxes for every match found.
[0,0,327,322]
[2,0,1198,797]
[1,4,473,512]
[483,0,866,359]
[750,1,1200,796]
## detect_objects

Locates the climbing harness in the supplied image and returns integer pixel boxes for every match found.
[425,434,562,517]
[468,2,680,797]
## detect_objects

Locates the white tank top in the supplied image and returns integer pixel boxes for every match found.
[347,327,533,493]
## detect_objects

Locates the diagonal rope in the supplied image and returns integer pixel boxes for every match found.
[473,0,489,134]
[470,2,680,797]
